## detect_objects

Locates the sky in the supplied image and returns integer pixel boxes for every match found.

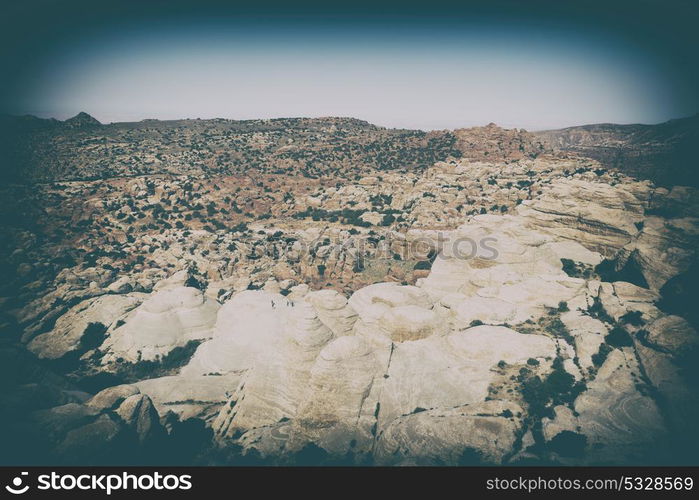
[1,0,697,130]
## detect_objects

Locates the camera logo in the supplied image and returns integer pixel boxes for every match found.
[5,472,29,495]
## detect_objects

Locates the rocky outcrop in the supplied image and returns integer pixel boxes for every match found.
[92,176,692,465]
[615,216,699,290]
[23,385,164,464]
[28,294,143,360]
[5,144,698,466]
[100,286,219,363]
[534,114,699,188]
[572,349,667,464]
[516,178,649,256]
[644,315,699,355]
[63,112,101,129]
[375,400,525,465]
[453,123,550,162]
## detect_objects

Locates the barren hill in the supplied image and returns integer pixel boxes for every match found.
[0,115,553,183]
[534,114,699,187]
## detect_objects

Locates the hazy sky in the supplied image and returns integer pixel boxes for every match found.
[2,1,697,130]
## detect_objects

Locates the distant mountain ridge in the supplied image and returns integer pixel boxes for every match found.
[0,114,550,183]
[1,112,696,186]
[0,111,101,131]
[63,111,101,128]
[534,114,699,187]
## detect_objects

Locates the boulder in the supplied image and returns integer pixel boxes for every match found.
[377,305,444,342]
[452,296,517,328]
[27,294,142,360]
[115,394,162,444]
[573,349,667,463]
[86,384,141,411]
[100,286,219,362]
[348,283,431,324]
[645,315,699,355]
[374,400,524,465]
[378,326,557,427]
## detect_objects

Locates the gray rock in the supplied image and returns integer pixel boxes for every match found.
[86,384,141,411]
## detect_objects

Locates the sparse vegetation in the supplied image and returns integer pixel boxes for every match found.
[605,326,634,348]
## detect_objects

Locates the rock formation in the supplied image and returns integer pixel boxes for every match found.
[1,117,697,466]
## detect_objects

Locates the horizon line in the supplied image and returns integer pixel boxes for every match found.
[7,110,699,133]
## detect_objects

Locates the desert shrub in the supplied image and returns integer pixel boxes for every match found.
[658,262,699,330]
[380,213,396,226]
[110,340,203,383]
[457,447,486,465]
[231,222,248,233]
[605,326,633,348]
[184,274,205,290]
[620,310,645,326]
[588,296,613,323]
[547,431,587,458]
[545,359,580,405]
[560,258,593,279]
[545,317,574,343]
[521,375,554,420]
[352,259,364,273]
[521,357,586,421]
[413,260,432,271]
[595,256,649,289]
[592,343,612,367]
[80,322,107,351]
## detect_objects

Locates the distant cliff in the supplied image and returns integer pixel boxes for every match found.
[534,114,699,187]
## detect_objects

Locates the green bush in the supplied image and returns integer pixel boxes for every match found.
[80,322,107,351]
[521,357,586,421]
[413,260,432,271]
[380,213,396,226]
[620,310,645,326]
[545,317,574,343]
[111,340,203,383]
[547,431,587,458]
[352,259,364,273]
[591,343,612,367]
[588,296,613,323]
[605,326,634,348]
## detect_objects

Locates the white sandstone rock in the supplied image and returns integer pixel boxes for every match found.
[645,315,699,355]
[100,286,219,362]
[28,294,143,360]
[374,400,524,465]
[378,326,557,426]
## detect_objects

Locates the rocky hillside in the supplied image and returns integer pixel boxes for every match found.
[535,114,699,188]
[0,114,554,183]
[1,115,698,466]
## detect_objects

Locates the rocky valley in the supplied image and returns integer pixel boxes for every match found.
[0,113,697,466]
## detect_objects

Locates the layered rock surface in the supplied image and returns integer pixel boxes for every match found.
[3,158,698,465]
